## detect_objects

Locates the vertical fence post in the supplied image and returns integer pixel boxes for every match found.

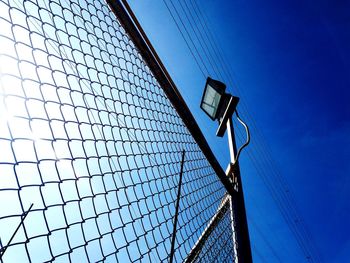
[169,150,186,263]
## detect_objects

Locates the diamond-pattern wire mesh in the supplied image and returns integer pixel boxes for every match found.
[193,206,236,263]
[0,0,235,262]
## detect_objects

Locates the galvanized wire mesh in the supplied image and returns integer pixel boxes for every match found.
[0,0,235,262]
[193,206,235,263]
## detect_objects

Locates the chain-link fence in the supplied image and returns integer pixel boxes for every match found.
[0,0,235,262]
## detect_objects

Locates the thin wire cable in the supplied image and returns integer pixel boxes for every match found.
[162,0,207,77]
[174,0,223,80]
[186,1,322,262]
[231,110,250,167]
[164,0,321,261]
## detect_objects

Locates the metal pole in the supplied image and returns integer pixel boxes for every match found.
[169,150,186,263]
[227,118,253,263]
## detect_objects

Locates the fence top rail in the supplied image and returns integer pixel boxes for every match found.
[106,0,236,197]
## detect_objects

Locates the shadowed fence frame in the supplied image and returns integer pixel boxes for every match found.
[106,0,237,198]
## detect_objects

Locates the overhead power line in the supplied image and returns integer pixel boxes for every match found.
[162,0,322,262]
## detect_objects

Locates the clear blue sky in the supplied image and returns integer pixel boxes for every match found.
[0,0,348,261]
[128,0,350,262]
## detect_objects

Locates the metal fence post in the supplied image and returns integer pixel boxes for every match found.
[169,150,186,263]
[226,118,252,263]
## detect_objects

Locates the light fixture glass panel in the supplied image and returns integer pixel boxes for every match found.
[201,84,222,119]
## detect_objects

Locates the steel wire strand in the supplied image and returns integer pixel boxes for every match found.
[165,1,322,259]
[189,4,321,261]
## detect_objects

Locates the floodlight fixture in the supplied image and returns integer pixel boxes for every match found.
[200,77,239,137]
[200,77,228,121]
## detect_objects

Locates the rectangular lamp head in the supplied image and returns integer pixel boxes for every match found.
[200,77,226,120]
